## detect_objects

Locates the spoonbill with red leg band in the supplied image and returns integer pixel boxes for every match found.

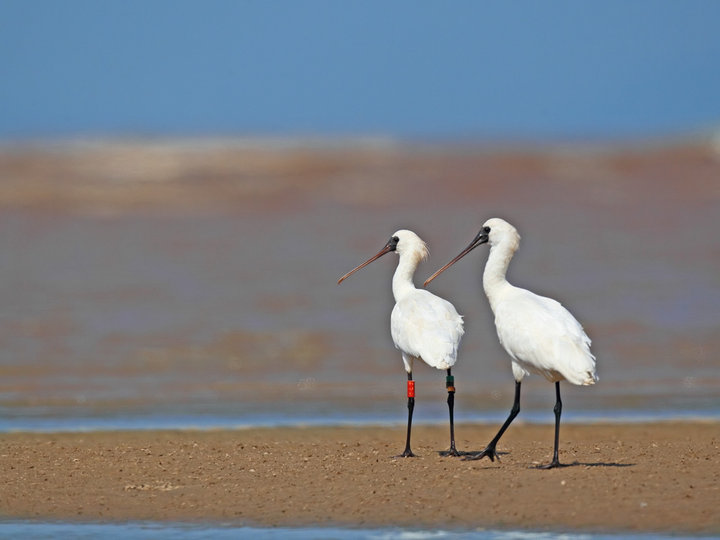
[338,230,465,457]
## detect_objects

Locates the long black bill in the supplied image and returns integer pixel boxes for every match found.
[423,229,488,287]
[337,239,396,284]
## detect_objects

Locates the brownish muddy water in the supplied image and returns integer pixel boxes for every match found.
[0,139,718,429]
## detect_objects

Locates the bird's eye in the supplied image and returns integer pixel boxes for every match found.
[483,226,491,233]
[392,236,399,242]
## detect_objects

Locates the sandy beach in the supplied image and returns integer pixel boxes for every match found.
[1,422,718,534]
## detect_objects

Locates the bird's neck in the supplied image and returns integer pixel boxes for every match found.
[392,253,419,301]
[483,241,516,312]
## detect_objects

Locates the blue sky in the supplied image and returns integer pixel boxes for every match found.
[2,1,720,140]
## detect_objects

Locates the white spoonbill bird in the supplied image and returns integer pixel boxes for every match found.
[338,230,465,457]
[424,218,597,468]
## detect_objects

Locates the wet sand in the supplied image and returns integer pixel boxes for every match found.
[1,422,718,534]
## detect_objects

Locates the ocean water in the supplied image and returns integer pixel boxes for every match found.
[0,521,703,540]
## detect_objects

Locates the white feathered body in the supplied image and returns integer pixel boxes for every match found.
[492,284,596,385]
[391,289,464,371]
[482,218,597,387]
[389,230,464,373]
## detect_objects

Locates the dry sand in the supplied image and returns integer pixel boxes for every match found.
[1,422,718,534]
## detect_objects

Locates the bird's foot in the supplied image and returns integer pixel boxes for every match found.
[395,448,417,458]
[534,458,564,469]
[462,445,500,462]
[438,446,465,457]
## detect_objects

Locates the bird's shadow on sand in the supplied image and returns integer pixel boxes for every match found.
[436,449,510,460]
[568,461,635,468]
[438,450,634,468]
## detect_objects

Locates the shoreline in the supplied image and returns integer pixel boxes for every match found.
[0,410,718,434]
[1,422,717,534]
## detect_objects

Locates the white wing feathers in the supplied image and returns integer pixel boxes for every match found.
[390,289,464,370]
[495,288,597,386]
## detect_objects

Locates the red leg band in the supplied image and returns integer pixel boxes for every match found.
[407,380,415,398]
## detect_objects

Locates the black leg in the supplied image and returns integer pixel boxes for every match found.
[439,368,462,457]
[464,380,521,462]
[537,381,563,469]
[397,372,416,457]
